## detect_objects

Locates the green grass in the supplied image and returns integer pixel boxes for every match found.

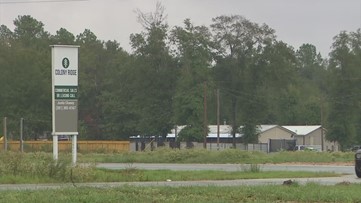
[0,151,339,184]
[91,168,338,182]
[0,151,355,202]
[77,148,354,164]
[1,148,353,165]
[1,184,361,203]
[0,166,339,184]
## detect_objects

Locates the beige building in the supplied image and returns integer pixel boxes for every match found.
[258,125,340,152]
[282,125,340,151]
[258,125,295,143]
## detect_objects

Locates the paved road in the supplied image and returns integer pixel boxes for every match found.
[0,163,358,191]
[97,163,354,174]
[0,174,358,191]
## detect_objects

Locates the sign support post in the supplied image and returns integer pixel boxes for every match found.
[51,45,79,164]
[72,134,77,164]
[53,136,58,160]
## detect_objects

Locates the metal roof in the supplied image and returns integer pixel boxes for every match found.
[165,124,322,138]
[258,125,278,133]
[208,125,233,134]
[166,133,242,138]
[167,125,241,138]
[282,125,322,136]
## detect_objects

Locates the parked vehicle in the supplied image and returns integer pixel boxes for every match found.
[350,145,361,152]
[355,149,361,178]
[294,145,317,151]
[58,135,70,141]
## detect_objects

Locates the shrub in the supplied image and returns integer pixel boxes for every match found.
[240,164,261,173]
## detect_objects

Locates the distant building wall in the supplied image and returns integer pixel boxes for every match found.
[258,127,293,143]
[130,141,267,153]
[307,128,323,145]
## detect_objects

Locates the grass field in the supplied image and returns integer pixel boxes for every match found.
[0,150,357,202]
[77,148,354,164]
[0,150,352,184]
[1,184,361,203]
[0,151,339,184]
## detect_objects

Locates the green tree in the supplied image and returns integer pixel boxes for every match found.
[52,28,75,45]
[294,44,327,125]
[76,29,105,139]
[13,15,50,49]
[170,19,213,142]
[0,25,13,47]
[99,41,137,139]
[0,16,51,140]
[327,29,361,148]
[258,41,299,125]
[0,25,13,134]
[211,15,275,145]
[296,44,325,81]
[129,3,176,137]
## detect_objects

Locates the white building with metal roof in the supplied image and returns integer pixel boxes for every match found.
[164,124,339,152]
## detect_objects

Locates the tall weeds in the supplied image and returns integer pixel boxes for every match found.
[0,152,94,183]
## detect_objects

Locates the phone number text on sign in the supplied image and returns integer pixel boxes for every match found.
[55,101,77,111]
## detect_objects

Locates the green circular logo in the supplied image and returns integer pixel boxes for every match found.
[62,57,70,69]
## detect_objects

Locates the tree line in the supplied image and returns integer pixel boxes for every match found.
[0,4,360,149]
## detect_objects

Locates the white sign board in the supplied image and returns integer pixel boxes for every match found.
[51,45,79,135]
[53,47,78,86]
[51,45,79,163]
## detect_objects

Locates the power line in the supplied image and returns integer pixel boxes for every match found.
[0,0,88,4]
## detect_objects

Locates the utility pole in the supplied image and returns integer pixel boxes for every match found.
[174,125,178,148]
[3,117,7,151]
[20,118,24,153]
[320,97,324,151]
[203,82,207,149]
[217,88,220,150]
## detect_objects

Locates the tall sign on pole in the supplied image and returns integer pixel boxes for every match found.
[51,45,79,164]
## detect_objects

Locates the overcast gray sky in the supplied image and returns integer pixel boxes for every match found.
[0,0,360,57]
